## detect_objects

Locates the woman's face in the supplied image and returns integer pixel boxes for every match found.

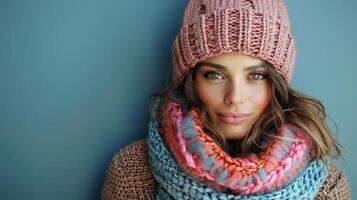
[194,53,270,140]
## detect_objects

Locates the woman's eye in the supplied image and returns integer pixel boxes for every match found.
[249,72,266,80]
[203,72,224,80]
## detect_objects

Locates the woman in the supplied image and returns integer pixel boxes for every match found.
[101,0,351,199]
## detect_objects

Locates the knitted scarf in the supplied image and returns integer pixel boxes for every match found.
[147,97,329,199]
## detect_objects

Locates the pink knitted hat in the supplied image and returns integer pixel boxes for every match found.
[172,0,296,85]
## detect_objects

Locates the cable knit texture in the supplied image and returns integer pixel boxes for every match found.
[149,120,327,199]
[100,139,351,200]
[100,98,352,199]
[155,99,318,195]
[172,0,296,85]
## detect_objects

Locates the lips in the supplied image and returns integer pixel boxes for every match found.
[217,112,252,124]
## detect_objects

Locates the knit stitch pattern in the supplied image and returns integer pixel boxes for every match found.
[148,120,329,200]
[100,139,352,199]
[172,0,296,85]
[156,99,314,195]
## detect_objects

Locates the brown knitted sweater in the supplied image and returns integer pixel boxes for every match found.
[101,139,352,200]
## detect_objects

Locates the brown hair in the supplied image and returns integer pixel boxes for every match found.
[149,62,345,163]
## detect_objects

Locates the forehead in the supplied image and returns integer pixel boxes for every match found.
[197,53,265,72]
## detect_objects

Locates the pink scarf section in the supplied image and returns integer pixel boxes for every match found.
[158,100,313,195]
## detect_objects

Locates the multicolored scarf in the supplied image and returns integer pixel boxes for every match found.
[147,97,329,199]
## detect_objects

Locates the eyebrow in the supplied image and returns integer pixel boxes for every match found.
[196,62,265,72]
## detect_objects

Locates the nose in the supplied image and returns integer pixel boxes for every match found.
[224,80,244,105]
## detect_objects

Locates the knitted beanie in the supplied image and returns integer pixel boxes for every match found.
[172,0,296,85]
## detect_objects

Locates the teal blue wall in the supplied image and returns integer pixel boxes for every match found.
[0,0,355,199]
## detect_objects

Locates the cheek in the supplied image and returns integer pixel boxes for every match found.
[248,85,270,110]
[197,86,219,106]
[196,83,223,107]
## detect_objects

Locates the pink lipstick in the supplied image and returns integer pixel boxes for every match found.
[217,113,252,124]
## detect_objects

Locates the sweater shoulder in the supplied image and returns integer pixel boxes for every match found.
[114,139,148,160]
[315,162,352,199]
[101,139,158,200]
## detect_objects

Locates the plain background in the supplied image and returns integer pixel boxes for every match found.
[0,0,356,199]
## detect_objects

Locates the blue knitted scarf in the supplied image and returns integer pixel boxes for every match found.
[147,98,329,199]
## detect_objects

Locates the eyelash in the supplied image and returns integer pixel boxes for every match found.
[203,71,267,81]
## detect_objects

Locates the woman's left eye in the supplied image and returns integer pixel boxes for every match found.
[249,72,266,80]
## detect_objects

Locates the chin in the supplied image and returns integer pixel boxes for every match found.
[218,122,252,139]
[221,128,248,140]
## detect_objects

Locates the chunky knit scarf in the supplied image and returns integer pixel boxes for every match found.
[147,97,329,199]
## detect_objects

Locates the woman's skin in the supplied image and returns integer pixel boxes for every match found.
[194,53,270,140]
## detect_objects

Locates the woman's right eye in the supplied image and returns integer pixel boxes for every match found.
[203,71,224,80]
